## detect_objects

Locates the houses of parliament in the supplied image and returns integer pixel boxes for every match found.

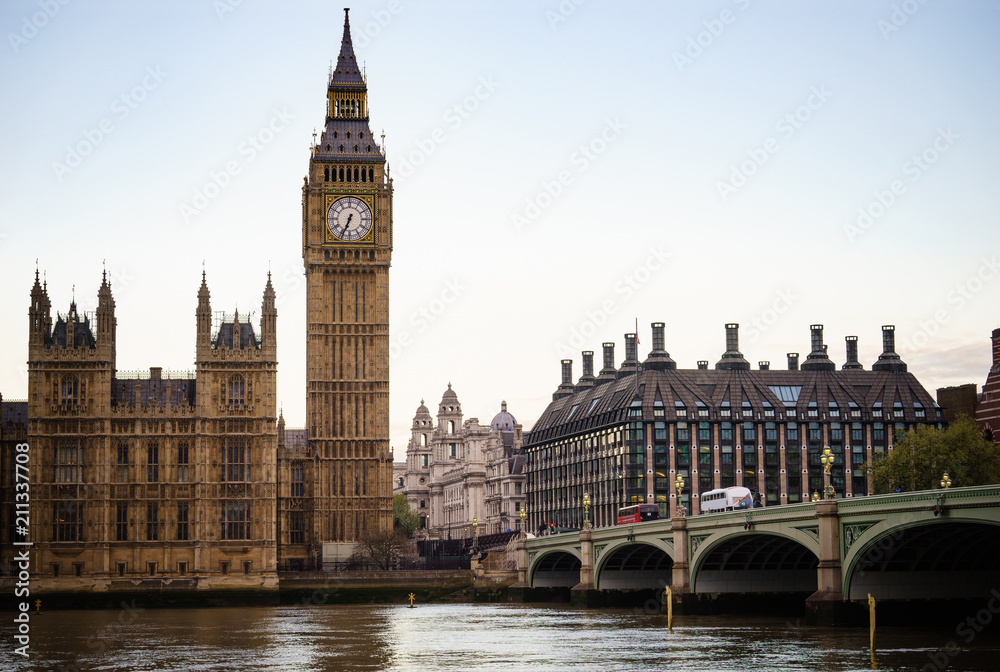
[0,10,393,588]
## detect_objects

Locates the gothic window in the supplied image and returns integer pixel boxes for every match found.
[354,145,359,153]
[347,131,351,139]
[368,168,374,181]
[326,144,331,152]
[420,455,428,468]
[333,131,338,139]
[116,442,128,483]
[221,502,250,540]
[228,375,245,406]
[177,503,189,541]
[222,441,248,482]
[324,167,329,181]
[367,145,372,153]
[54,502,83,541]
[290,512,304,544]
[147,442,159,483]
[448,420,455,434]
[339,144,344,152]
[420,433,427,446]
[146,503,158,541]
[116,503,128,541]
[339,167,344,181]
[56,441,81,482]
[291,465,304,497]
[61,374,78,406]
[177,441,189,482]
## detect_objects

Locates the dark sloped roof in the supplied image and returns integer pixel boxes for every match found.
[526,367,937,446]
[111,378,196,408]
[213,322,260,350]
[50,305,96,349]
[1,401,28,427]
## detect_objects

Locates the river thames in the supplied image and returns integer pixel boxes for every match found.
[12,603,1000,671]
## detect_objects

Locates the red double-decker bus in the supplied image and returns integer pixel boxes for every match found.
[617,504,660,525]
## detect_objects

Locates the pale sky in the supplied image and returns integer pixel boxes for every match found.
[2,1,999,457]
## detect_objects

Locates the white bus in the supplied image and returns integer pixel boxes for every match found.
[700,486,755,514]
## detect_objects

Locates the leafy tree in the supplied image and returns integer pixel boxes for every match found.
[393,494,421,538]
[350,528,416,571]
[869,416,1000,493]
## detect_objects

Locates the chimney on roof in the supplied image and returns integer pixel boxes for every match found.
[553,359,576,400]
[618,333,641,378]
[993,328,1000,370]
[872,325,907,372]
[577,351,596,389]
[787,353,799,370]
[596,342,617,385]
[801,324,836,371]
[643,322,677,371]
[715,323,750,370]
[759,361,770,370]
[697,360,709,370]
[150,367,162,380]
[843,336,863,370]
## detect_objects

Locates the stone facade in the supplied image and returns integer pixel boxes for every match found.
[301,9,394,553]
[400,386,525,540]
[23,271,278,590]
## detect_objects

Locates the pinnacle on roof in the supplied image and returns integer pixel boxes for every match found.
[331,8,365,88]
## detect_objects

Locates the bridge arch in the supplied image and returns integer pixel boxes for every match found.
[594,540,674,590]
[529,548,582,588]
[843,518,1000,600]
[691,531,818,594]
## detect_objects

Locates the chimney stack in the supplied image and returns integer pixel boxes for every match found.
[715,323,750,370]
[801,324,835,371]
[643,321,677,371]
[787,353,799,370]
[759,361,770,370]
[618,333,641,378]
[577,350,596,389]
[697,360,708,370]
[553,359,576,400]
[843,336,863,370]
[595,342,617,385]
[872,325,907,372]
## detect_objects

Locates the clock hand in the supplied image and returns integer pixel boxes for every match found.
[344,213,354,231]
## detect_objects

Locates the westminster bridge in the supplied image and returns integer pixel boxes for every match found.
[513,486,1000,619]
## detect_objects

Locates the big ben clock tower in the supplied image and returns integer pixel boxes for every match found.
[302,8,393,549]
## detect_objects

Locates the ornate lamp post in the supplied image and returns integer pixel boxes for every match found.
[811,491,820,503]
[820,447,835,499]
[940,472,952,489]
[519,506,526,538]
[583,492,591,529]
[472,517,478,550]
[675,474,686,517]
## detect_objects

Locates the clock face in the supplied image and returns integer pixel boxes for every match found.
[327,196,373,242]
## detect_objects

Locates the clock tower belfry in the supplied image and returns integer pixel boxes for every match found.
[302,8,393,548]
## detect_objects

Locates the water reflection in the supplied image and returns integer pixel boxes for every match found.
[19,603,1000,671]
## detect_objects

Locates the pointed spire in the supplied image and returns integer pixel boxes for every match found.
[332,8,364,86]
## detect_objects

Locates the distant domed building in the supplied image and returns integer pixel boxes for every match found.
[400,385,525,540]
